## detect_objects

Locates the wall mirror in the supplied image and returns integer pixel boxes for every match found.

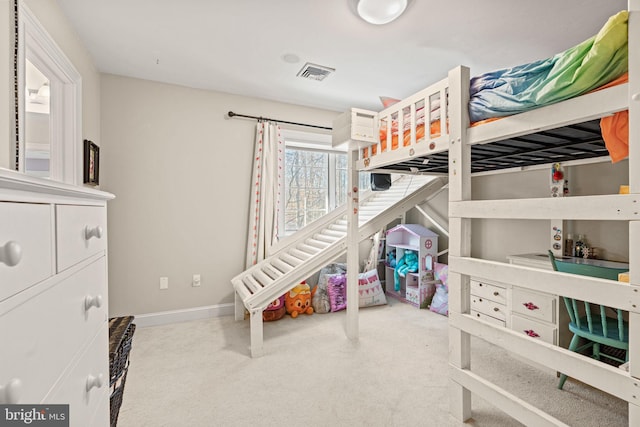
[3,0,82,184]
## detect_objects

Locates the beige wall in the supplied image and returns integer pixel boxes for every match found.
[101,74,340,316]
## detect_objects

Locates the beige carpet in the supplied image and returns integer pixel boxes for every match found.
[116,299,627,426]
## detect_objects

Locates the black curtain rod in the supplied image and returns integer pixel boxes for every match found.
[227,111,332,131]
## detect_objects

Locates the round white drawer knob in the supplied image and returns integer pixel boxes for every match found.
[84,295,103,311]
[86,373,104,392]
[633,93,640,102]
[0,378,22,404]
[0,241,22,267]
[84,225,103,240]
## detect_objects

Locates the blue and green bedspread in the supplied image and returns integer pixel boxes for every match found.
[469,11,628,123]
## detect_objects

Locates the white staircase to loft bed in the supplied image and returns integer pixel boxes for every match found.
[232,174,446,357]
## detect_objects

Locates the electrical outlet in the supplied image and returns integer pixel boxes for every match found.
[160,277,169,290]
[192,274,201,287]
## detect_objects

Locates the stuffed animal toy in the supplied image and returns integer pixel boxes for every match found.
[387,249,397,268]
[263,295,286,322]
[285,282,315,318]
[394,249,418,291]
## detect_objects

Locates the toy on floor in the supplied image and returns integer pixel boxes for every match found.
[386,249,397,268]
[394,249,418,291]
[285,282,315,318]
[313,263,346,314]
[263,295,286,322]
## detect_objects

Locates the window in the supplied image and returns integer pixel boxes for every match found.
[281,130,370,236]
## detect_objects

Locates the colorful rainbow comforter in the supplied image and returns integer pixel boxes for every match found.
[469,11,629,162]
[469,11,628,123]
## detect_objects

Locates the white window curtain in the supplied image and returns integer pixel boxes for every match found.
[245,122,284,268]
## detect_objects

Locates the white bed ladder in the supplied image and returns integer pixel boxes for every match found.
[232,174,446,357]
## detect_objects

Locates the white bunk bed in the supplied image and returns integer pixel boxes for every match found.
[335,2,639,425]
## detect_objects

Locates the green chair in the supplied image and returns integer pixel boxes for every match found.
[548,250,629,390]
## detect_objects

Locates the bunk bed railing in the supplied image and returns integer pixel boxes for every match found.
[449,194,640,220]
[449,257,636,311]
[467,83,629,146]
[332,77,451,172]
[448,256,639,406]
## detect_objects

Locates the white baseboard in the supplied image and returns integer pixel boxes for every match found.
[133,303,234,328]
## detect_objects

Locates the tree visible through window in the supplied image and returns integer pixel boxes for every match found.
[282,145,370,236]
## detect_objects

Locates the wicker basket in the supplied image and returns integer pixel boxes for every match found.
[109,316,136,427]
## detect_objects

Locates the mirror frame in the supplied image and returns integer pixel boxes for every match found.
[13,0,83,184]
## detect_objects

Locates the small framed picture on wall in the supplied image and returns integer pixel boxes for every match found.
[83,139,100,185]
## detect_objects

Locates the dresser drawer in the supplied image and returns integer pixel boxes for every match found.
[511,314,556,345]
[0,257,107,403]
[471,310,506,328]
[0,202,53,301]
[56,205,107,272]
[471,294,507,322]
[512,287,556,324]
[46,325,109,425]
[470,279,506,305]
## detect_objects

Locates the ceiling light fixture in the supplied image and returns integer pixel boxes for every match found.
[355,0,408,25]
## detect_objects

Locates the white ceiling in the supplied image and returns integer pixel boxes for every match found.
[56,0,627,113]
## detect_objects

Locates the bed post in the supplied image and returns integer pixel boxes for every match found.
[627,0,640,425]
[234,293,244,321]
[249,309,264,358]
[448,65,472,422]
[346,145,360,341]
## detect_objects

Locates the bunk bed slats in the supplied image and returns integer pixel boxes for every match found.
[296,243,321,255]
[450,312,635,404]
[241,275,263,295]
[271,257,294,273]
[280,252,304,267]
[305,238,331,249]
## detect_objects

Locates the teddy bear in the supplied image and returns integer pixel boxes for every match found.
[285,282,315,318]
[394,249,418,291]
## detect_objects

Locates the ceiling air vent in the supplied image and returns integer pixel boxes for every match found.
[296,62,335,81]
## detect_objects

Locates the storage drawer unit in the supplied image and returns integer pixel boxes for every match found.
[470,279,507,326]
[511,314,557,345]
[0,202,53,301]
[470,279,507,305]
[56,204,107,272]
[0,169,113,427]
[512,287,555,324]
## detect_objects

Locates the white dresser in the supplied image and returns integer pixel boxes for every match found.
[0,169,114,426]
[471,255,566,343]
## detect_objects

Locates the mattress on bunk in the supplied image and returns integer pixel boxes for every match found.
[468,10,628,123]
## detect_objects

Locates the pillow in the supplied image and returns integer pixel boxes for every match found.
[326,274,347,312]
[379,96,400,108]
[430,263,449,316]
[358,269,387,308]
[433,262,449,288]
